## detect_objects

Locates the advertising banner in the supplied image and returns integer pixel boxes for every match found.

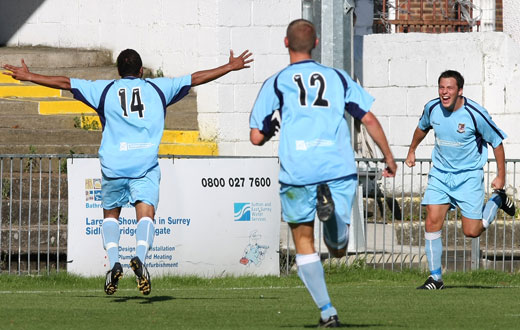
[67,158,281,277]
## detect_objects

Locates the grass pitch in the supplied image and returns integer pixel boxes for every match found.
[1,268,520,329]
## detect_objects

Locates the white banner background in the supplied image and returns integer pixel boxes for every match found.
[67,158,281,277]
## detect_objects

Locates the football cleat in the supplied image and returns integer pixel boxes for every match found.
[104,262,123,295]
[317,183,334,222]
[494,189,516,217]
[318,315,340,328]
[416,275,444,290]
[130,256,151,295]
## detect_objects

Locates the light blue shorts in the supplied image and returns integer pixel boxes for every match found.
[280,175,357,249]
[422,167,484,219]
[101,165,161,211]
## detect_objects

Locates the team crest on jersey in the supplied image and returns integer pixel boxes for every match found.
[457,123,465,133]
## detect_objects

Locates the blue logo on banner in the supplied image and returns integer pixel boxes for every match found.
[234,202,251,221]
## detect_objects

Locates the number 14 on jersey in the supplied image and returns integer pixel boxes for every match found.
[118,87,146,118]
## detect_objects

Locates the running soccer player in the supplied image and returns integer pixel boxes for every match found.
[3,48,253,295]
[406,70,515,290]
[249,19,396,328]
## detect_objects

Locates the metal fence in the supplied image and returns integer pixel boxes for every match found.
[0,154,68,275]
[1,154,519,275]
[281,158,520,274]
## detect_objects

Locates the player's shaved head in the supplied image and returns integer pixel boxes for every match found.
[286,19,317,54]
[117,49,143,77]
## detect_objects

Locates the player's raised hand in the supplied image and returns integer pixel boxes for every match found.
[228,49,253,71]
[2,59,32,81]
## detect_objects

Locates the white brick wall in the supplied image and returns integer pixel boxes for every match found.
[504,0,520,45]
[361,32,520,163]
[6,0,520,167]
[3,0,302,154]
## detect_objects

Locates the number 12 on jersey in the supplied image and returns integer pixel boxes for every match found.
[292,72,329,108]
[118,87,146,118]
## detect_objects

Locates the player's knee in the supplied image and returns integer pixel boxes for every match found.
[463,227,481,238]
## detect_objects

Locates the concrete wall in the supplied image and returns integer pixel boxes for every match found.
[503,0,520,44]
[361,31,520,159]
[1,0,301,155]
[3,1,520,172]
[360,31,520,193]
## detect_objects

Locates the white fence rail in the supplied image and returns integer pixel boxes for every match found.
[1,155,519,275]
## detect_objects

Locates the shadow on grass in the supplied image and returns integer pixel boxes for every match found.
[295,322,391,328]
[443,285,510,289]
[109,295,174,304]
[100,295,280,304]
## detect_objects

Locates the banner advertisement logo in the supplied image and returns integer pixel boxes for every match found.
[234,202,251,221]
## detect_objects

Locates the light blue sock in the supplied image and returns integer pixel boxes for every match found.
[425,230,442,281]
[101,218,120,269]
[483,193,502,228]
[296,253,338,320]
[136,217,155,262]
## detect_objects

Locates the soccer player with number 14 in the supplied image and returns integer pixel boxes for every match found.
[3,48,253,296]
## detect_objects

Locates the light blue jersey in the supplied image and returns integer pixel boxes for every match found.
[250,60,374,185]
[418,97,506,172]
[71,76,191,178]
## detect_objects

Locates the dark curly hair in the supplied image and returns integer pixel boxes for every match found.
[117,49,142,77]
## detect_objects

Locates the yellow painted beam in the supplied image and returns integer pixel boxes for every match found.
[0,71,21,84]
[39,100,96,115]
[0,85,61,97]
[161,130,200,143]
[159,143,218,156]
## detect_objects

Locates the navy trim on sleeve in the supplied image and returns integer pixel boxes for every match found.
[273,73,284,120]
[345,102,367,120]
[331,68,366,120]
[464,98,505,140]
[463,104,484,153]
[146,80,190,118]
[427,99,440,117]
[71,81,114,130]
[417,99,440,130]
[71,88,96,110]
[145,80,167,109]
[96,81,115,130]
[168,85,191,107]
[261,114,275,135]
[332,68,348,98]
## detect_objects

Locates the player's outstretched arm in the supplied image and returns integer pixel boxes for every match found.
[191,50,253,86]
[405,127,428,168]
[2,59,71,90]
[361,112,397,177]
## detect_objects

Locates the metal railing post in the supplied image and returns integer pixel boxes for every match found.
[471,237,480,270]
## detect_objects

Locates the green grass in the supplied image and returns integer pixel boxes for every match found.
[1,268,520,329]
